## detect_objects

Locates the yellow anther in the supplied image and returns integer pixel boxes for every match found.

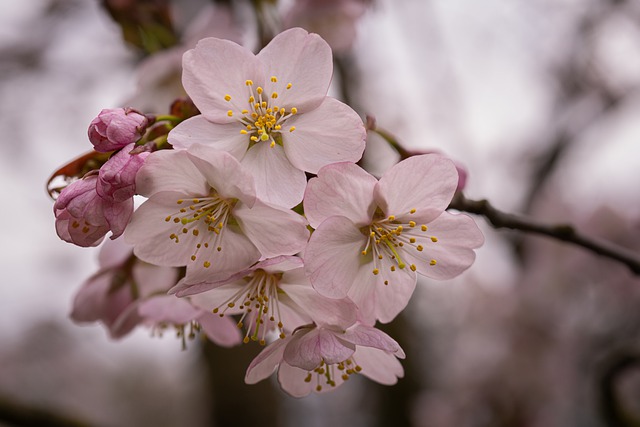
[190,255,196,261]
[250,136,259,142]
[410,264,417,271]
[241,109,248,114]
[409,237,416,243]
[421,225,428,231]
[257,87,263,94]
[204,261,211,268]
[289,126,296,132]
[227,110,233,117]
[192,229,199,236]
[240,130,248,134]
[245,80,253,86]
[416,245,424,251]
[431,236,438,242]
[271,76,277,82]
[224,94,231,101]
[165,216,171,222]
[397,225,403,233]
[291,107,298,114]
[430,259,437,266]
[373,268,379,275]
[270,140,275,147]
[409,221,416,227]
[177,199,184,204]
[286,83,292,89]
[280,108,285,115]
[271,92,278,99]
[388,215,395,221]
[390,265,396,272]
[261,101,267,108]
[249,96,255,103]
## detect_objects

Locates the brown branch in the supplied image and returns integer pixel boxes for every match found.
[449,193,640,275]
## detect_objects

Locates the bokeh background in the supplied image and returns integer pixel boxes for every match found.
[1,0,639,426]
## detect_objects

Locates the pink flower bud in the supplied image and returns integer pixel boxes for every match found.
[88,108,149,152]
[97,143,149,203]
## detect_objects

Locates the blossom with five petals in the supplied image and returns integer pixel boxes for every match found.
[245,322,405,397]
[169,27,366,208]
[124,144,310,284]
[303,155,484,323]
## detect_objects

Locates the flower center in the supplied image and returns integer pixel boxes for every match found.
[361,208,439,284]
[303,358,362,392]
[164,192,236,270]
[212,269,286,345]
[224,77,298,148]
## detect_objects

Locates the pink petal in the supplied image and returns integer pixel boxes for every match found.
[279,270,358,328]
[354,346,404,385]
[132,262,180,298]
[283,328,355,371]
[342,324,401,353]
[283,97,366,174]
[96,238,133,269]
[138,295,199,324]
[277,363,313,397]
[182,37,264,123]
[196,311,242,347]
[240,142,307,208]
[233,200,309,258]
[69,273,112,323]
[374,154,458,223]
[401,212,483,280]
[304,162,377,228]
[371,264,417,323]
[168,115,249,160]
[103,198,133,239]
[186,145,257,207]
[245,337,288,384]
[304,215,365,298]
[109,302,144,339]
[135,149,209,197]
[256,28,332,113]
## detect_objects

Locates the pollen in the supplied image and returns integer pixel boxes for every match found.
[204,261,211,268]
[430,259,437,266]
[256,87,263,94]
[421,225,428,232]
[431,236,438,242]
[286,83,292,89]
[291,107,297,114]
[227,110,233,117]
[416,245,424,251]
[373,268,379,275]
[289,126,296,132]
[224,94,231,101]
[271,76,277,82]
[271,92,278,99]
[245,80,253,86]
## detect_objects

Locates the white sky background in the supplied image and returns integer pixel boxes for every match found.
[0,0,639,424]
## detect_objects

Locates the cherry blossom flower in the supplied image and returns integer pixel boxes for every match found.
[88,108,149,152]
[97,143,149,203]
[303,155,484,323]
[169,27,366,208]
[54,175,133,247]
[174,255,358,345]
[124,144,309,284]
[70,238,179,338]
[245,322,405,397]
[138,295,242,348]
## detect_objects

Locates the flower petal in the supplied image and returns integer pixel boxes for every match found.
[182,37,264,123]
[374,154,458,223]
[304,162,377,228]
[168,115,249,160]
[233,200,309,258]
[186,145,257,207]
[401,212,483,280]
[304,215,365,298]
[283,97,366,173]
[240,142,307,208]
[196,311,242,347]
[135,149,209,197]
[283,328,355,370]
[245,337,289,384]
[354,346,404,385]
[138,295,199,324]
[342,324,401,353]
[257,28,332,113]
[277,362,313,397]
[279,269,358,328]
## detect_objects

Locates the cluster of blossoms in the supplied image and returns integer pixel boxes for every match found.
[51,28,483,396]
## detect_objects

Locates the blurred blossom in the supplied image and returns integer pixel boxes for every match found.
[282,0,370,53]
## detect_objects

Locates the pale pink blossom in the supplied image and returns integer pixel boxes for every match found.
[70,238,179,338]
[97,143,149,203]
[124,144,310,284]
[169,27,366,208]
[283,0,370,53]
[54,175,133,247]
[88,108,149,152]
[303,155,484,323]
[175,255,358,344]
[138,295,242,347]
[245,322,405,397]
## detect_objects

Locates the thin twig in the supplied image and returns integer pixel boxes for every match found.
[449,193,640,276]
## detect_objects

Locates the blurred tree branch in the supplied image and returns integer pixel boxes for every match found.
[450,193,640,275]
[0,394,91,427]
